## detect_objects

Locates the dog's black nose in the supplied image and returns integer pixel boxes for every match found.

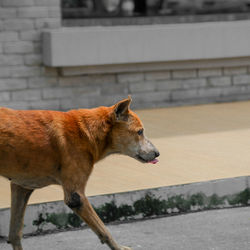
[155,151,160,158]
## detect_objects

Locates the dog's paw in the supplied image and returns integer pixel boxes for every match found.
[119,246,132,250]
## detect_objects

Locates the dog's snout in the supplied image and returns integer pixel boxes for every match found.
[154,150,160,158]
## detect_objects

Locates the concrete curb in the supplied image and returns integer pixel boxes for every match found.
[1,176,249,237]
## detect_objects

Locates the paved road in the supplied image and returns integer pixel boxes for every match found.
[1,207,250,250]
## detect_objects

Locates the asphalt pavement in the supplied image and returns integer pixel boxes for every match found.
[1,207,250,250]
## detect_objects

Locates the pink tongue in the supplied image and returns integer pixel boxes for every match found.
[149,159,159,164]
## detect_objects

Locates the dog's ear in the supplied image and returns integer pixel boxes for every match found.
[113,96,132,121]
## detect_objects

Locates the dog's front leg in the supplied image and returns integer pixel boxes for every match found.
[8,183,33,250]
[64,191,131,250]
[62,160,131,250]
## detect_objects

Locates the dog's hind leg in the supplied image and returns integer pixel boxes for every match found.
[8,183,33,250]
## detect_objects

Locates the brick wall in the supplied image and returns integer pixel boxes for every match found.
[55,64,250,109]
[0,0,61,110]
[1,1,250,110]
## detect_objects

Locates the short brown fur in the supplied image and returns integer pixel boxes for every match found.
[0,97,159,250]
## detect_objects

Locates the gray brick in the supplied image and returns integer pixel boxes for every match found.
[30,100,60,110]
[2,0,34,7]
[117,73,144,84]
[1,101,29,110]
[198,88,221,98]
[4,41,34,54]
[11,66,40,77]
[208,76,231,87]
[198,68,222,77]
[34,0,60,6]
[101,82,128,95]
[172,69,197,79]
[145,71,171,81]
[0,8,17,18]
[60,98,90,111]
[182,78,207,89]
[28,77,58,88]
[156,80,182,91]
[72,87,100,99]
[0,55,24,66]
[24,54,42,65]
[172,89,198,100]
[233,75,250,85]
[220,86,245,97]
[59,75,116,87]
[243,85,250,94]
[133,91,171,104]
[223,66,247,75]
[129,81,155,93]
[156,78,207,91]
[0,92,11,101]
[0,32,18,42]
[42,87,99,100]
[43,88,74,99]
[35,18,61,29]
[0,67,11,77]
[19,30,41,41]
[48,6,61,18]
[12,89,41,101]
[17,7,49,18]
[0,79,27,91]
[3,19,34,31]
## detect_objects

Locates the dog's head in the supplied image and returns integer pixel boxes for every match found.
[110,97,159,164]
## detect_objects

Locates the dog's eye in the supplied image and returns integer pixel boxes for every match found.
[137,129,144,136]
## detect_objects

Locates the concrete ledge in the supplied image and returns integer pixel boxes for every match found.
[0,176,249,237]
[43,21,250,67]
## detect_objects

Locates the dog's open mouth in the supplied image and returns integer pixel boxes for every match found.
[136,155,159,164]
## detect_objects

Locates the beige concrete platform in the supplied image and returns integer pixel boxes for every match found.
[1,101,250,208]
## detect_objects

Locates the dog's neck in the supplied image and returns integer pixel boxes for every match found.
[72,107,114,163]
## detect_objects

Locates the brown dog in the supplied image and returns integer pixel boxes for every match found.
[0,97,159,250]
